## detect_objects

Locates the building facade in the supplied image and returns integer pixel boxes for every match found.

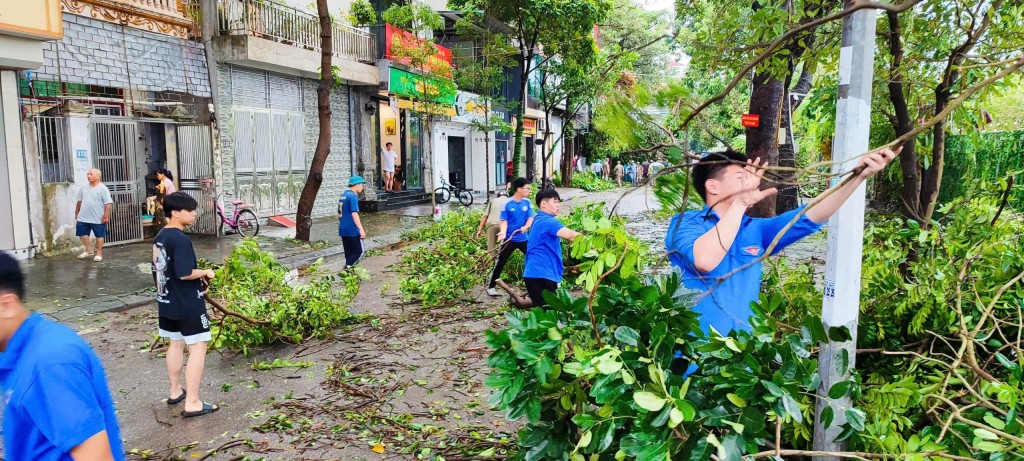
[0,0,64,259]
[18,0,216,254]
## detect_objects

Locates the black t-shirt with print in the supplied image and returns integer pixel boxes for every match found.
[152,228,206,319]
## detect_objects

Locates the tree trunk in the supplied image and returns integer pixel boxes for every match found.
[511,49,531,179]
[745,70,784,217]
[776,66,812,214]
[886,12,921,222]
[294,0,332,241]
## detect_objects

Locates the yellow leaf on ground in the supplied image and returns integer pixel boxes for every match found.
[372,443,385,454]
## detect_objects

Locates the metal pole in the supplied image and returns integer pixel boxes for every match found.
[812,3,877,459]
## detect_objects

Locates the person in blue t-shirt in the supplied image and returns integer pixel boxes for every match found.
[665,147,899,337]
[339,176,367,267]
[0,251,125,461]
[523,188,581,307]
[486,177,535,297]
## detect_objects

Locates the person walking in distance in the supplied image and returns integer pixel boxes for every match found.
[381,142,398,192]
[339,176,368,267]
[476,185,511,254]
[153,192,219,418]
[522,189,581,307]
[0,251,125,460]
[486,178,534,297]
[614,161,624,187]
[75,168,113,262]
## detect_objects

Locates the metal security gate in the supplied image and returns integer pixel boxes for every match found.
[233,107,305,216]
[91,119,144,244]
[177,125,218,235]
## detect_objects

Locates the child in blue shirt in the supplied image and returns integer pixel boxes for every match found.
[339,176,368,267]
[0,251,125,461]
[523,188,581,307]
[487,177,535,296]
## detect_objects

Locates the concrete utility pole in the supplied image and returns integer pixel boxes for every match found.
[812,3,877,460]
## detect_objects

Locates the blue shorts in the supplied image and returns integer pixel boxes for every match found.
[76,221,108,238]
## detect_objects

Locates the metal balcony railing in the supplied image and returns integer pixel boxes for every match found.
[217,0,377,64]
[114,0,186,17]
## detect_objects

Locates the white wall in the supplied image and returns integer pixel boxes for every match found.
[432,121,495,193]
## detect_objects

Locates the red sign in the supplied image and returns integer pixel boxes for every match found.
[385,24,453,77]
[741,113,760,128]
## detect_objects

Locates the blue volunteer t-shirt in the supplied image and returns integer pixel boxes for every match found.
[501,198,535,242]
[524,211,566,283]
[0,314,125,461]
[338,190,361,237]
[665,205,824,336]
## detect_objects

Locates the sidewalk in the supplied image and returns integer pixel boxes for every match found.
[22,205,452,322]
[22,190,574,322]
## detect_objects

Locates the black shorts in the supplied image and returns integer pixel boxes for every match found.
[524,277,559,308]
[158,313,212,345]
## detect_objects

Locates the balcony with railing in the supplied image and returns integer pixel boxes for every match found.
[59,0,198,38]
[217,0,376,64]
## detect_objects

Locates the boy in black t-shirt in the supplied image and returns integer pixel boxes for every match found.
[152,192,219,417]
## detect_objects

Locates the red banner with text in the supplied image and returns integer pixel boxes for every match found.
[385,24,453,78]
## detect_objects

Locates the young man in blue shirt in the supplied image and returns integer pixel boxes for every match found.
[665,147,899,337]
[523,188,581,307]
[0,251,124,460]
[339,176,367,267]
[487,178,534,297]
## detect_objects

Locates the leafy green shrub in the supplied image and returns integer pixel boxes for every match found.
[347,0,376,26]
[397,209,490,305]
[572,171,618,192]
[762,181,1024,458]
[207,239,364,354]
[486,274,856,460]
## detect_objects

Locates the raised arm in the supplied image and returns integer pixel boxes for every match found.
[805,147,900,223]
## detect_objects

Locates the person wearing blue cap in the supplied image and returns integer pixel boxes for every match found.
[0,251,125,460]
[339,176,368,266]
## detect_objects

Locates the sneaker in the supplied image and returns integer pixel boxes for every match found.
[77,251,93,259]
[93,255,103,262]
[487,288,500,297]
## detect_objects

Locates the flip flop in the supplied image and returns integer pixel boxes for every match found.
[167,389,186,405]
[182,402,219,418]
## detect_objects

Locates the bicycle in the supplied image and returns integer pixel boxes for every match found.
[433,178,474,206]
[214,192,260,237]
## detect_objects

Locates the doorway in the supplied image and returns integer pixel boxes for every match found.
[402,111,424,190]
[447,136,466,189]
[495,140,508,187]
[91,118,144,244]
[525,136,535,181]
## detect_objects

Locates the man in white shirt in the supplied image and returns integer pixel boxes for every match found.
[75,168,114,262]
[381,142,399,192]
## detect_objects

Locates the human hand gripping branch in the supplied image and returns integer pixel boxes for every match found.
[691,147,901,274]
[692,157,776,273]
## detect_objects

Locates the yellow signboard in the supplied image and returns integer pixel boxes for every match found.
[522,118,538,135]
[397,98,457,117]
[0,0,63,40]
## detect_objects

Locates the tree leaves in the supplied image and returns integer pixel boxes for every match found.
[633,391,667,412]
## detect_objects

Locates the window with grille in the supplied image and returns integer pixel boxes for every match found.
[34,117,73,183]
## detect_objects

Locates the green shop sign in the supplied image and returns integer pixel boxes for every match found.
[389,68,456,105]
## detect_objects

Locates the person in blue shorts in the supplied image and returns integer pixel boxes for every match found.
[0,250,124,460]
[487,177,534,297]
[665,147,899,338]
[523,188,581,307]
